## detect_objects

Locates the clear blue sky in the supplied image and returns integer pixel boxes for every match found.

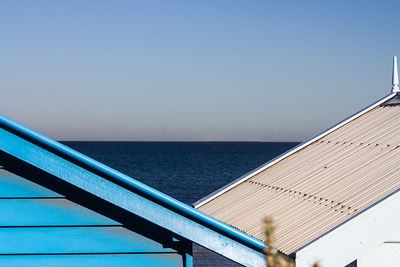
[2,1,400,141]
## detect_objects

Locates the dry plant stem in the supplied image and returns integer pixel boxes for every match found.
[264,217,295,267]
[264,216,276,266]
[264,216,311,267]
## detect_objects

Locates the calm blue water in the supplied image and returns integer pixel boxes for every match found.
[62,142,298,205]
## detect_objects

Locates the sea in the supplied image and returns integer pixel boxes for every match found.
[62,141,299,266]
[62,141,298,205]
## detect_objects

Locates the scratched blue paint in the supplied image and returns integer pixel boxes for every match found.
[0,199,120,226]
[0,227,176,254]
[0,254,182,267]
[0,115,266,266]
[0,169,62,197]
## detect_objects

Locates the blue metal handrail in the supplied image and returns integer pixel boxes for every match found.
[0,114,265,252]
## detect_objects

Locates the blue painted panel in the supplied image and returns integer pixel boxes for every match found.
[0,199,120,226]
[0,254,183,267]
[0,227,176,254]
[0,169,62,197]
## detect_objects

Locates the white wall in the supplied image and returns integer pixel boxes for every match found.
[358,234,400,267]
[295,191,400,267]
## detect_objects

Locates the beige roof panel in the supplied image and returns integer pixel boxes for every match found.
[197,104,400,255]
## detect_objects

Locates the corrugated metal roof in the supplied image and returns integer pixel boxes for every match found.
[197,104,400,255]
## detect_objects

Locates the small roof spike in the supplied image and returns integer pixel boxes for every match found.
[392,56,399,93]
[385,56,400,105]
